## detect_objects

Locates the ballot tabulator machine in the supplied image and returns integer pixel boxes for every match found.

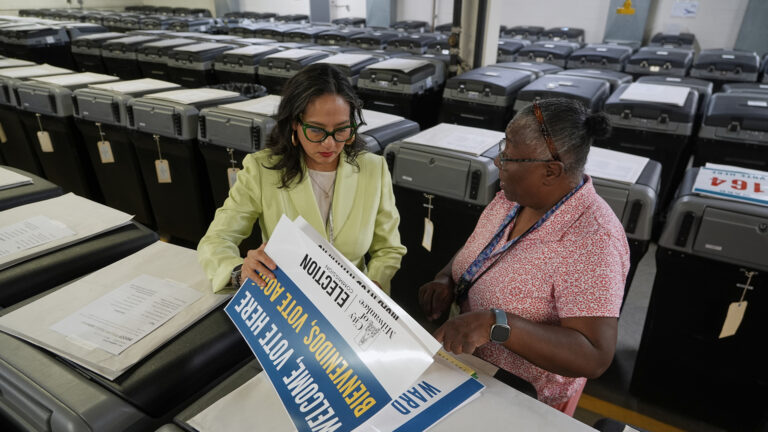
[585,147,661,306]
[14,72,119,200]
[383,123,502,319]
[127,88,245,245]
[72,78,182,227]
[631,167,768,432]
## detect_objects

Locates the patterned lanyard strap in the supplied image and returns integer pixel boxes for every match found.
[455,178,586,302]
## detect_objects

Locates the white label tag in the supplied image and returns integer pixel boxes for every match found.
[37,131,53,153]
[719,301,747,338]
[227,167,240,189]
[155,159,172,183]
[721,54,735,59]
[747,100,768,108]
[596,47,608,52]
[422,217,434,252]
[0,122,6,143]
[97,140,115,164]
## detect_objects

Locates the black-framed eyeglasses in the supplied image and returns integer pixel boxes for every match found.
[300,119,358,143]
[495,138,556,165]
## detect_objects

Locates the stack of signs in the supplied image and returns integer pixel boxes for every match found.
[225,216,484,431]
[693,163,768,207]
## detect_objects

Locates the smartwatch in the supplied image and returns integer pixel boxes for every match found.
[489,308,510,343]
[231,264,243,288]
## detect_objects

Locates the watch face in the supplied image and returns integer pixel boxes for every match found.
[491,324,510,342]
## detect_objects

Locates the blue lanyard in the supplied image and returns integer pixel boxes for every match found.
[455,178,585,302]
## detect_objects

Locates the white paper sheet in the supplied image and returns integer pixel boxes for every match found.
[0,58,34,68]
[0,241,228,380]
[619,83,691,107]
[0,193,132,271]
[145,88,240,105]
[585,147,649,184]
[0,215,75,258]
[359,109,405,133]
[406,123,504,156]
[88,78,180,94]
[0,167,33,190]
[316,53,374,67]
[372,58,427,73]
[30,72,119,87]
[51,274,202,355]
[220,94,282,116]
[0,64,73,79]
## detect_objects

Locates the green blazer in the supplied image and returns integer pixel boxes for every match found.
[198,149,407,294]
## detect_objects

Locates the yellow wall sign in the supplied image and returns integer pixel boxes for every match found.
[617,0,636,15]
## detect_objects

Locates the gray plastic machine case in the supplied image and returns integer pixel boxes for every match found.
[635,75,713,120]
[599,82,699,210]
[389,33,445,55]
[357,56,446,129]
[496,38,531,62]
[166,42,238,87]
[349,29,401,50]
[313,52,381,86]
[126,88,245,244]
[257,48,331,94]
[72,78,181,226]
[586,147,661,304]
[101,34,162,80]
[720,82,768,96]
[515,40,582,68]
[567,44,633,71]
[136,37,197,80]
[689,49,761,85]
[694,92,768,171]
[383,123,502,317]
[14,72,119,200]
[253,23,307,42]
[440,66,535,131]
[0,64,74,176]
[315,27,366,46]
[556,68,632,92]
[70,32,126,73]
[212,44,281,84]
[283,25,336,44]
[502,25,544,41]
[631,167,768,432]
[625,47,694,77]
[513,74,610,113]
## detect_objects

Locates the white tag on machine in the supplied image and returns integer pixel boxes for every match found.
[155,159,172,183]
[719,301,747,339]
[97,140,115,164]
[421,193,435,251]
[227,167,240,189]
[37,131,54,152]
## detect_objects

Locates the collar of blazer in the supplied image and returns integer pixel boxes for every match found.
[287,155,358,241]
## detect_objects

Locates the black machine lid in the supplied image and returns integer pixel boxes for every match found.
[350,30,401,44]
[518,74,610,111]
[390,33,442,49]
[392,20,428,32]
[570,44,632,61]
[72,32,125,48]
[649,32,696,48]
[721,83,768,95]
[692,49,760,74]
[628,47,695,67]
[103,35,161,51]
[137,38,198,55]
[503,25,544,38]
[285,26,335,38]
[543,26,584,40]
[275,14,309,23]
[446,66,534,94]
[557,68,632,91]
[497,38,531,54]
[316,28,367,41]
[703,92,768,132]
[491,61,563,77]
[604,83,699,122]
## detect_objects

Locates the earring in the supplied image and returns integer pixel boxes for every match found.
[291,131,297,147]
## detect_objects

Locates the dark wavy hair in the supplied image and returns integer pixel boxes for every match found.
[265,63,366,188]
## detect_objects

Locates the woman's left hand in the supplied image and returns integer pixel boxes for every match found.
[433,311,495,355]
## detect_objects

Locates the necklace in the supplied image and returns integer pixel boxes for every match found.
[309,170,335,198]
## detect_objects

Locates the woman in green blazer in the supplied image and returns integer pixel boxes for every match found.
[198,64,407,294]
